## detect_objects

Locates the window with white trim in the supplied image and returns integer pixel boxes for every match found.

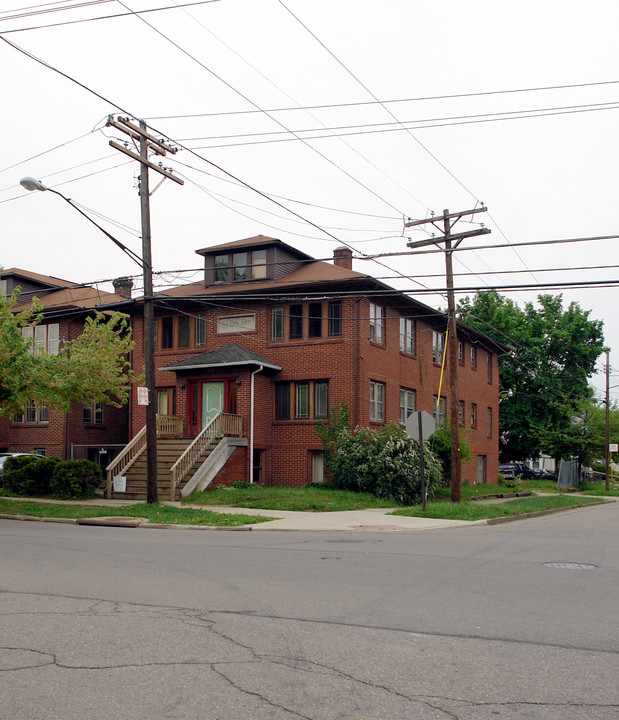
[432,331,445,364]
[399,388,415,423]
[370,381,385,422]
[400,317,415,355]
[433,395,446,428]
[369,303,384,344]
[21,324,59,355]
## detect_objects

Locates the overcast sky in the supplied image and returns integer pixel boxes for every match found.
[1,0,618,402]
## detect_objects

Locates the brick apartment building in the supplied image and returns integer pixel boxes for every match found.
[0,269,130,466]
[102,235,507,491]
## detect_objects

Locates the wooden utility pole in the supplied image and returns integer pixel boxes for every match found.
[405,208,491,502]
[605,349,610,492]
[106,116,183,503]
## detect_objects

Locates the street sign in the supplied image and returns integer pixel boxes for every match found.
[137,387,149,406]
[405,411,436,441]
[610,443,618,453]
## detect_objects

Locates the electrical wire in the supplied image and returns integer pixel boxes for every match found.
[147,78,619,120]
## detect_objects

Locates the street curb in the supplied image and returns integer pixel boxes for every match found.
[0,513,77,524]
[484,500,615,525]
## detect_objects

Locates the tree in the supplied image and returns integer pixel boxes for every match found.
[0,291,137,415]
[457,291,605,462]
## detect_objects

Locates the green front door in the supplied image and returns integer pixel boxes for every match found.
[202,382,224,427]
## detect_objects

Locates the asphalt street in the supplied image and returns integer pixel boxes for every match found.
[1,502,617,719]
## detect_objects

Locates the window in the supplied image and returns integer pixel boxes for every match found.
[157,388,176,416]
[400,388,415,423]
[215,254,228,282]
[195,314,206,346]
[271,307,284,341]
[308,303,323,338]
[215,250,268,282]
[314,381,329,419]
[252,249,267,279]
[400,318,415,355]
[275,384,291,419]
[328,301,342,336]
[21,324,59,355]
[276,380,328,420]
[458,341,465,365]
[161,317,174,349]
[433,395,446,428]
[14,401,48,424]
[487,352,493,383]
[295,382,309,419]
[369,303,384,344]
[233,252,248,281]
[471,346,477,370]
[458,400,465,427]
[0,279,7,297]
[471,403,477,429]
[432,331,445,364]
[83,401,103,425]
[311,451,325,483]
[289,304,303,339]
[487,407,493,438]
[370,381,385,422]
[177,315,190,348]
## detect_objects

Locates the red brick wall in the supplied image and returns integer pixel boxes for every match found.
[127,294,501,488]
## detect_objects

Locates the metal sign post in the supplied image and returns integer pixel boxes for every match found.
[405,411,436,510]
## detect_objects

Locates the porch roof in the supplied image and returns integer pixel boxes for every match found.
[159,343,282,373]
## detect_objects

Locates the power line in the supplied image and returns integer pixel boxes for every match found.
[0,0,222,33]
[147,79,619,120]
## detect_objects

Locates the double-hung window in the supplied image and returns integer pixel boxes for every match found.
[370,381,385,422]
[271,307,284,341]
[432,331,445,364]
[400,318,415,355]
[399,388,415,423]
[369,303,384,344]
[433,395,446,427]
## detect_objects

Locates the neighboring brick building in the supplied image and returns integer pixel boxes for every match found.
[109,235,507,488]
[0,269,130,467]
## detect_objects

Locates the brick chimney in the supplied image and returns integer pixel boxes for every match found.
[333,246,353,270]
[113,276,134,299]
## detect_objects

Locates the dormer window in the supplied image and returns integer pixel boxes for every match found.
[214,249,268,283]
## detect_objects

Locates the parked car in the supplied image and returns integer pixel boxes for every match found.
[0,453,37,481]
[498,462,536,480]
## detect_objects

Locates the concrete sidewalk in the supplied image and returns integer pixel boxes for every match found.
[171,502,476,531]
[0,495,474,532]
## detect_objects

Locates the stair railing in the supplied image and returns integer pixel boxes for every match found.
[169,412,242,500]
[105,414,185,496]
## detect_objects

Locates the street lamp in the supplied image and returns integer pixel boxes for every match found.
[19,177,145,269]
[19,176,158,502]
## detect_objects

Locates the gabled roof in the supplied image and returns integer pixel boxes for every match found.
[195,234,313,260]
[159,343,282,373]
[13,285,126,314]
[1,267,75,289]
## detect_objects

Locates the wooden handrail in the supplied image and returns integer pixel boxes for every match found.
[105,414,185,496]
[169,413,242,500]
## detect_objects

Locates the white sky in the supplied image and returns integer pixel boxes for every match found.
[1,0,618,402]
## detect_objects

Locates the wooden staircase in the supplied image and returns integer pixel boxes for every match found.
[110,437,220,501]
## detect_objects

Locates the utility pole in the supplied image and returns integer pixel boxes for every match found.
[605,349,610,492]
[405,208,491,502]
[106,116,183,503]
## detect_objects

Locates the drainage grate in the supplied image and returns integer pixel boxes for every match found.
[543,562,597,570]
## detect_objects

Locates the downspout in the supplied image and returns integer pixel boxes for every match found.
[249,364,264,483]
[354,299,361,427]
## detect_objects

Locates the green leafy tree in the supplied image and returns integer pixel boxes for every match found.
[458,291,605,462]
[0,291,137,415]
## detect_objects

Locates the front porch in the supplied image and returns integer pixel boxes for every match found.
[106,413,246,501]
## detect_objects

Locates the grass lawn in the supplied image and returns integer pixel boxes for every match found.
[391,494,606,521]
[576,483,619,497]
[0,497,272,526]
[182,483,396,512]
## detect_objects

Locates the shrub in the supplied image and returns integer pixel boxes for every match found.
[430,424,472,485]
[3,455,61,496]
[50,460,102,500]
[323,421,442,505]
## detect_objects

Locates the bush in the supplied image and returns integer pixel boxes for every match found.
[430,424,472,485]
[50,460,102,500]
[3,456,61,496]
[323,421,442,505]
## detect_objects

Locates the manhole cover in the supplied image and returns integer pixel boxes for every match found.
[543,562,597,570]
